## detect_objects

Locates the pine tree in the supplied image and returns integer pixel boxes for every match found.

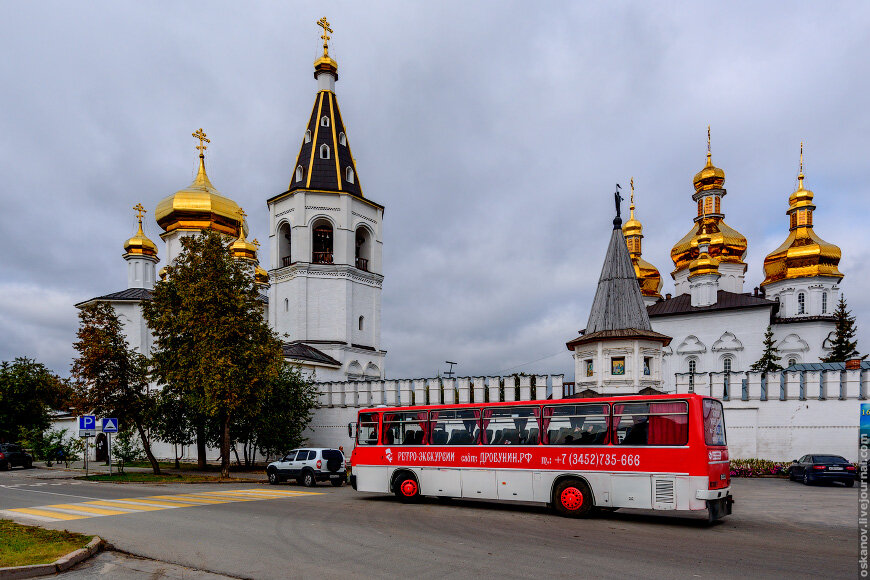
[751,325,783,373]
[822,296,864,362]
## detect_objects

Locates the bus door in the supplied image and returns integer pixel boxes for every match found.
[702,398,729,491]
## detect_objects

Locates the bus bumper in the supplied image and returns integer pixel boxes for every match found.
[702,492,733,522]
[695,487,731,501]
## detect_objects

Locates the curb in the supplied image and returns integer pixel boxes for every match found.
[0,537,103,579]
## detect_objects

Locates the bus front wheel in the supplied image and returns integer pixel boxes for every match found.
[393,474,420,503]
[553,479,593,518]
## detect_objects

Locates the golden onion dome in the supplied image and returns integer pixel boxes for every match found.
[159,266,170,280]
[692,126,725,192]
[154,151,247,238]
[254,265,269,286]
[762,147,842,285]
[621,179,661,298]
[688,235,721,277]
[671,220,747,274]
[124,204,158,259]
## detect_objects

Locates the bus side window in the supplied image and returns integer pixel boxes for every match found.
[430,409,480,445]
[357,412,380,445]
[613,402,688,446]
[482,406,539,445]
[542,404,609,445]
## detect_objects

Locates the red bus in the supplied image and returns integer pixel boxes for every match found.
[349,393,732,521]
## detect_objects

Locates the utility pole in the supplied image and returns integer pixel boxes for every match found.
[444,361,457,379]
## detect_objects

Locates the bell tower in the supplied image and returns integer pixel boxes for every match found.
[266,18,386,381]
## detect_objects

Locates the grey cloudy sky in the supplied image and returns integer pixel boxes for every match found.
[1,1,868,380]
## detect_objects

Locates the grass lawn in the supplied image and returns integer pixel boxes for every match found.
[0,519,92,567]
[123,461,265,474]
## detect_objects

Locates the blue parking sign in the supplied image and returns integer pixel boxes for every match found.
[79,415,96,436]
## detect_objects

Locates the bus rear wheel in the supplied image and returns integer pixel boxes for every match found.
[553,479,593,518]
[393,474,420,503]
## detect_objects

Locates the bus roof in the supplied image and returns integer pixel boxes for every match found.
[359,392,707,414]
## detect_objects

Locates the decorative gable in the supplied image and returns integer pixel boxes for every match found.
[777,333,810,352]
[712,331,744,352]
[676,335,707,354]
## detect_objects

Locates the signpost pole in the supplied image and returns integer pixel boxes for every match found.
[84,438,88,478]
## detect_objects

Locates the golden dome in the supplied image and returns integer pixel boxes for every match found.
[155,134,247,238]
[762,146,842,285]
[230,214,258,262]
[693,127,725,192]
[671,219,747,275]
[621,178,662,298]
[159,266,170,280]
[688,235,721,277]
[254,264,269,286]
[124,203,158,259]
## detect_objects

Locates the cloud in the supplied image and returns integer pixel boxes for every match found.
[1,2,868,379]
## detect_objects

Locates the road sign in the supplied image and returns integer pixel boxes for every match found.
[102,418,118,433]
[79,415,96,437]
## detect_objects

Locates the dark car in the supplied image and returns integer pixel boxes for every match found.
[788,454,855,487]
[0,443,33,470]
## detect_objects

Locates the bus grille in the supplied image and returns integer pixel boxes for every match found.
[654,479,675,504]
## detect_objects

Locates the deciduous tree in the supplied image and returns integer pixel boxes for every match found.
[71,302,161,474]
[0,358,71,443]
[142,230,283,478]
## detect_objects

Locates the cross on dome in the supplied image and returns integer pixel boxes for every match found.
[133,202,146,225]
[317,17,333,56]
[193,128,210,157]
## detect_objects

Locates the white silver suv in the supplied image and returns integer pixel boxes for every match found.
[266,448,346,487]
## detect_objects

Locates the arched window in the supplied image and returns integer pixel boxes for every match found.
[358,316,364,331]
[822,291,828,314]
[345,167,354,184]
[278,222,292,267]
[355,226,371,271]
[320,116,330,127]
[284,298,289,312]
[295,165,303,183]
[722,357,732,374]
[688,358,697,389]
[797,292,805,314]
[788,358,797,368]
[312,220,333,264]
[320,144,330,159]
[339,132,347,146]
[304,130,311,144]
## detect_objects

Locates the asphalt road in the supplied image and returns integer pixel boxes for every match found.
[0,467,857,579]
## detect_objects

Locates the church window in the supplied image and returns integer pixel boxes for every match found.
[312,220,334,264]
[295,165,303,183]
[284,298,289,312]
[320,144,330,159]
[643,357,651,376]
[797,292,805,314]
[321,116,330,127]
[304,130,311,144]
[822,292,828,314]
[723,357,732,374]
[359,316,364,331]
[585,359,593,377]
[278,222,292,267]
[688,359,697,374]
[714,196,721,213]
[339,132,347,146]
[346,167,355,184]
[355,226,371,271]
[788,358,797,368]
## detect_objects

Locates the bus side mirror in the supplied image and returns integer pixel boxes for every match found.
[348,422,357,438]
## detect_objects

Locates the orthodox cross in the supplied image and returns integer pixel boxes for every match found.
[193,128,210,156]
[317,17,333,56]
[706,125,712,162]
[133,203,146,227]
[630,177,635,206]
[253,239,260,250]
[798,141,805,187]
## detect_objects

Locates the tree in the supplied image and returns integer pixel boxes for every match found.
[152,390,195,469]
[71,302,161,474]
[822,296,865,362]
[142,230,284,478]
[750,325,783,373]
[255,363,319,461]
[113,428,143,473]
[0,357,72,443]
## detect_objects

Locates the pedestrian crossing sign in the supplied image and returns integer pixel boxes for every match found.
[102,418,118,433]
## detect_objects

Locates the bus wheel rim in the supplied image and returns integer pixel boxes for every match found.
[561,487,583,510]
[401,479,417,496]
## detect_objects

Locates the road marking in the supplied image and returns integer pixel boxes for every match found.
[4,507,86,521]
[1,488,322,523]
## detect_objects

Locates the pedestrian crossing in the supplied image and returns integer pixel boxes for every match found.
[0,488,320,522]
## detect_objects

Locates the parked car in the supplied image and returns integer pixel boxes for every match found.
[266,448,346,487]
[0,443,33,470]
[788,454,855,487]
